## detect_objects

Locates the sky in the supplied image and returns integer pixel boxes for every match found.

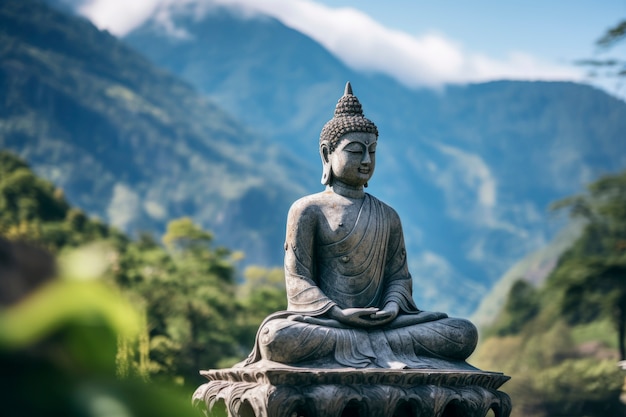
[76,0,626,98]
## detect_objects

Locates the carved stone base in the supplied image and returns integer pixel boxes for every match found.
[193,367,511,417]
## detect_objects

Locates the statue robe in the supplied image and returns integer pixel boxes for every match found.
[239,194,477,369]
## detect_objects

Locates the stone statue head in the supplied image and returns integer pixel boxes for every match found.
[319,82,379,186]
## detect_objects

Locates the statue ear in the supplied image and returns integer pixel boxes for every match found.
[320,144,332,185]
[321,143,330,163]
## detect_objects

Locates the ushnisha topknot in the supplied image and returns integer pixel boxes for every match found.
[319,82,378,153]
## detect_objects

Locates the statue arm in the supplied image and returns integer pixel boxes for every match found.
[382,208,420,313]
[381,207,448,322]
[283,200,336,315]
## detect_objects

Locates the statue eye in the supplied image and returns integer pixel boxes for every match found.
[344,145,363,153]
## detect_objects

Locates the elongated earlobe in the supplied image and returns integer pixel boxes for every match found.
[320,144,332,185]
[321,165,332,185]
[321,163,334,185]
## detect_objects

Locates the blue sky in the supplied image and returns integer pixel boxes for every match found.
[313,1,626,95]
[78,0,626,98]
[316,1,625,61]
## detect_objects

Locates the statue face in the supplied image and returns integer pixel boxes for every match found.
[328,132,377,187]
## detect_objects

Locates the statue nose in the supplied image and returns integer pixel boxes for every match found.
[361,151,371,164]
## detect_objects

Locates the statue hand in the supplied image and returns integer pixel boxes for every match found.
[329,306,382,328]
[370,301,399,326]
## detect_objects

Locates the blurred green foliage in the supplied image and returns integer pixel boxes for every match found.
[549,170,626,359]
[0,151,120,248]
[0,151,287,415]
[579,18,626,81]
[474,170,626,417]
[5,150,625,416]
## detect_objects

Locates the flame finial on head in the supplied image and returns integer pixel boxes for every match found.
[345,81,353,95]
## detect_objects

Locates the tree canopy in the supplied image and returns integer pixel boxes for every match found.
[475,169,626,417]
[579,18,626,83]
[0,151,286,396]
[550,170,626,359]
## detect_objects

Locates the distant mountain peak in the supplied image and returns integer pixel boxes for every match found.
[2,0,309,268]
[18,0,626,318]
[123,8,626,317]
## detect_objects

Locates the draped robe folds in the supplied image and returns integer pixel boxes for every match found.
[239,193,478,370]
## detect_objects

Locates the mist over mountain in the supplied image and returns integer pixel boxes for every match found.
[123,4,626,315]
[5,0,626,316]
[0,0,310,266]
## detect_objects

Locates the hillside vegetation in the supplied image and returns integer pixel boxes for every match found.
[3,0,624,316]
[125,4,626,316]
[2,150,624,415]
[0,151,286,395]
[0,0,306,268]
[472,170,626,417]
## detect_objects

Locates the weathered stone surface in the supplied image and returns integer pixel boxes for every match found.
[192,82,511,416]
[193,367,511,417]
[238,83,478,370]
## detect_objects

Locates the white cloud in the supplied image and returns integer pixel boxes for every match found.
[409,250,486,316]
[152,4,193,39]
[437,144,496,209]
[409,250,458,308]
[429,143,528,237]
[77,0,583,88]
[107,183,140,230]
[144,200,167,220]
[79,0,162,35]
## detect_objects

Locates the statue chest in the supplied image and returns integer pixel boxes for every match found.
[317,201,363,245]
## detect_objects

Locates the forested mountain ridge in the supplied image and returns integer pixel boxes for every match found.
[472,169,626,417]
[5,0,626,316]
[0,149,286,385]
[125,4,626,316]
[0,0,309,266]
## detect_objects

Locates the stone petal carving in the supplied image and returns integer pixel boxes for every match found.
[193,368,512,417]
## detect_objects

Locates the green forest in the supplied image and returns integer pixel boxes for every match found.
[0,150,286,415]
[1,149,625,417]
[473,170,626,416]
[468,17,626,417]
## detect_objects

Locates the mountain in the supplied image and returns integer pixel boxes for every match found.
[123,4,626,316]
[0,0,310,266]
[124,4,425,156]
[6,0,626,316]
[470,220,584,327]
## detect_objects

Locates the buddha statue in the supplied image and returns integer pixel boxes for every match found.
[239,82,478,370]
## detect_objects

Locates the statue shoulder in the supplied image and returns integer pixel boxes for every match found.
[286,192,327,224]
